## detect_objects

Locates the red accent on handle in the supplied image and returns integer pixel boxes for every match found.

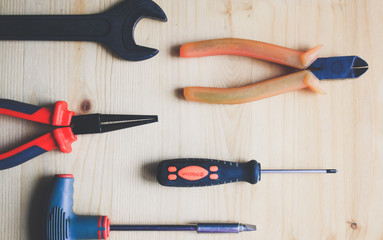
[0,132,58,161]
[0,100,74,126]
[168,174,177,180]
[56,174,73,178]
[51,102,77,152]
[168,166,177,172]
[103,216,110,239]
[0,107,52,125]
[209,174,219,180]
[209,166,218,172]
[97,216,110,239]
[52,101,75,126]
[53,127,77,153]
[0,127,77,161]
[178,166,209,181]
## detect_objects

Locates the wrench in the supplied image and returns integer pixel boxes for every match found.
[0,0,167,61]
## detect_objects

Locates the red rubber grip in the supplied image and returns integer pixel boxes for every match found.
[52,101,75,126]
[0,106,52,124]
[0,100,74,126]
[0,100,77,169]
[0,132,57,161]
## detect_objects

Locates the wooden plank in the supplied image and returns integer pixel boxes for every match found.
[0,0,382,239]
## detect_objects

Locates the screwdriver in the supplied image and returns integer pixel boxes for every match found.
[46,175,256,240]
[156,158,337,187]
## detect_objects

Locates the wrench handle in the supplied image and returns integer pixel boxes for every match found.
[0,14,109,41]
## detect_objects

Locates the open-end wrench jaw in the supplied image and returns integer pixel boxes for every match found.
[0,0,167,61]
[102,0,167,61]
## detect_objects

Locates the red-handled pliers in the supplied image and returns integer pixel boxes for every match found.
[180,38,368,104]
[0,99,158,170]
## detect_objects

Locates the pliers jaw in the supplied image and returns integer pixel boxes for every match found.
[70,114,158,135]
[308,56,369,80]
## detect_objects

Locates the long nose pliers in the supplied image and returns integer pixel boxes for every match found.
[180,38,369,104]
[0,99,158,170]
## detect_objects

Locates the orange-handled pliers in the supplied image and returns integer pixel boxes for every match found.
[180,38,368,104]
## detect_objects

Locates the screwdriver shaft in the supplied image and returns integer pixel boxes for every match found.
[261,169,337,174]
[110,225,196,231]
[110,223,256,233]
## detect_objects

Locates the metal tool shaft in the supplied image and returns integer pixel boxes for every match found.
[110,225,196,231]
[261,169,337,174]
[110,223,256,233]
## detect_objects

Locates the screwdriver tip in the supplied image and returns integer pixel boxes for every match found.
[326,169,337,173]
[239,223,257,232]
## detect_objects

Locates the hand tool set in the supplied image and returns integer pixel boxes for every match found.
[157,158,336,187]
[0,1,369,239]
[0,0,167,61]
[45,174,256,240]
[181,38,368,104]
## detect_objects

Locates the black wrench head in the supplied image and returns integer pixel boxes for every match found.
[102,0,167,61]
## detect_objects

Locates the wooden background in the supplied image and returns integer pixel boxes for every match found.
[1,0,382,239]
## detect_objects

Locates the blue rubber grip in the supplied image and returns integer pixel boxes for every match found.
[156,158,261,187]
[0,98,42,114]
[0,146,46,170]
[46,175,107,240]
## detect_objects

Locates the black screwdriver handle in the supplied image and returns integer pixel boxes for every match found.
[0,14,109,41]
[156,158,261,187]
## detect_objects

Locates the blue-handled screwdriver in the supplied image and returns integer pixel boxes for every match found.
[157,158,337,187]
[46,175,255,240]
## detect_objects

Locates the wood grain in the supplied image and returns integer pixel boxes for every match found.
[1,0,382,239]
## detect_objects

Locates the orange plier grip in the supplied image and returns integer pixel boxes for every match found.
[180,38,325,104]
